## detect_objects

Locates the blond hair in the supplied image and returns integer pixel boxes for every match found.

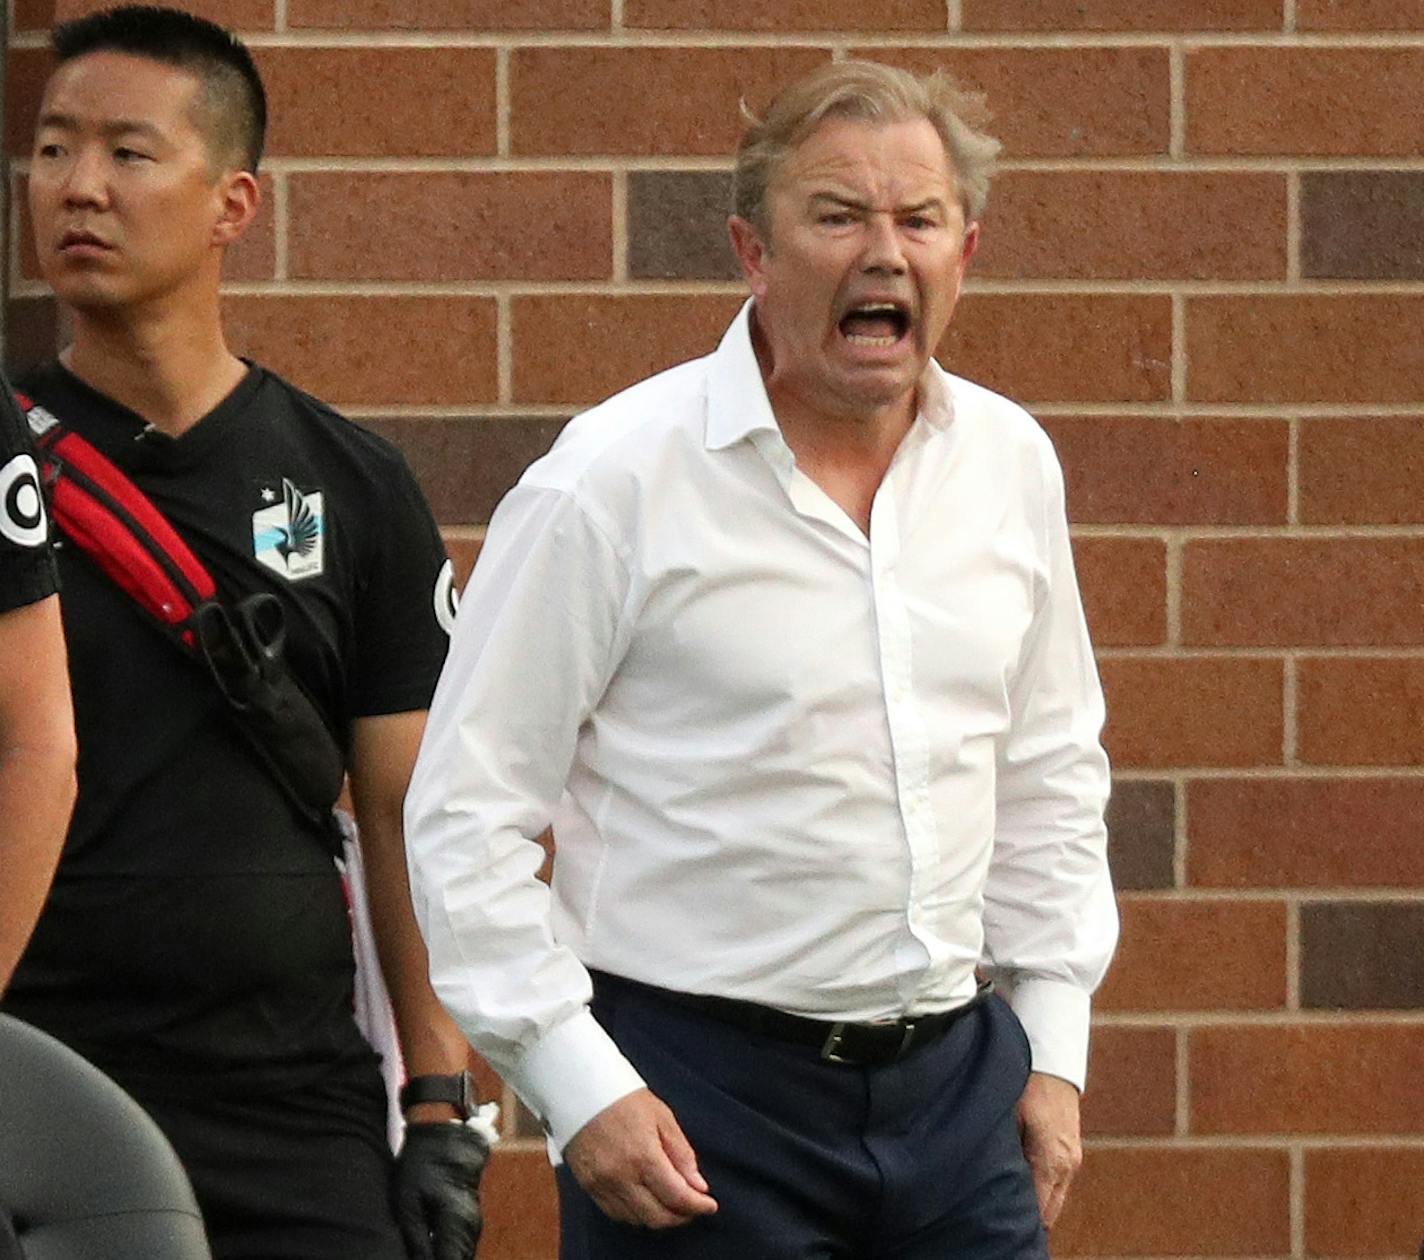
[733,60,1001,231]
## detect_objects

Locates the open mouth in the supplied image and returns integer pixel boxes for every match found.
[838,302,910,347]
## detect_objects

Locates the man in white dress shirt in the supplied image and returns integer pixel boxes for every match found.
[406,60,1117,1259]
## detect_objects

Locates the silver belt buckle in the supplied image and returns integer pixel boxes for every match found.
[897,1018,918,1057]
[820,1022,853,1063]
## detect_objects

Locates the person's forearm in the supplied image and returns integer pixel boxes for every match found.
[357,802,475,1101]
[0,742,76,993]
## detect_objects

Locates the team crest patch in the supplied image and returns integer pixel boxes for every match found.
[253,478,325,580]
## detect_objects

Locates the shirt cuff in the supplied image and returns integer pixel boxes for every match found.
[508,1008,647,1153]
[1005,976,1092,1092]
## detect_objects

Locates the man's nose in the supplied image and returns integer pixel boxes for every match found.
[59,149,108,207]
[861,215,907,274]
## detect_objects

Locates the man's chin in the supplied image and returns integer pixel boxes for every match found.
[48,280,132,315]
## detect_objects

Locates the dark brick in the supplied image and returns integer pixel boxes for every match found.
[514,1097,544,1139]
[360,416,568,527]
[1302,172,1424,279]
[4,297,61,376]
[628,171,739,281]
[1302,902,1424,1010]
[1105,780,1175,890]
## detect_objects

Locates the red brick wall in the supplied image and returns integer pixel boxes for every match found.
[8,3,1424,1257]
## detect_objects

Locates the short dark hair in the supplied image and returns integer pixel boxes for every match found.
[51,5,266,173]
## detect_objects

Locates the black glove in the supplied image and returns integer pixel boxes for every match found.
[393,1121,490,1260]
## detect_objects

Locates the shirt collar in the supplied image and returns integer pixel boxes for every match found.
[704,300,781,452]
[703,298,958,451]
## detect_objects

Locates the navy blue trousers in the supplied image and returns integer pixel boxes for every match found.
[558,977,1049,1260]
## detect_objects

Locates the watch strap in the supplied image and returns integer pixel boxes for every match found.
[399,1071,472,1117]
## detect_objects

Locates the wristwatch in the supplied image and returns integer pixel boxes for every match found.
[398,1070,477,1119]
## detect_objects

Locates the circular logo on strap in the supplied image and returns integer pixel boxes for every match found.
[433,558,459,636]
[0,453,46,549]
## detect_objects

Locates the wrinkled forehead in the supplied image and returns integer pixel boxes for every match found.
[773,115,961,207]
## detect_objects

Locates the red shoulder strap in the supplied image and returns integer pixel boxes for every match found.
[21,393,216,645]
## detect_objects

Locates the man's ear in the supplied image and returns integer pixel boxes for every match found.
[728,215,771,299]
[961,221,981,264]
[212,169,261,247]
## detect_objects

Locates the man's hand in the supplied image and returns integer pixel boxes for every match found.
[564,1089,718,1228]
[1017,1071,1082,1228]
[394,1122,490,1260]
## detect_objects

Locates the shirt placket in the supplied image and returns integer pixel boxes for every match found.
[868,477,944,1006]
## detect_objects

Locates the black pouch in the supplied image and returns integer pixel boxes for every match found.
[194,593,347,854]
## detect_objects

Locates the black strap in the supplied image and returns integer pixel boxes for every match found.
[29,398,348,853]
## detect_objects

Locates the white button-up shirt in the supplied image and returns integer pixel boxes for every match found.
[405,302,1117,1152]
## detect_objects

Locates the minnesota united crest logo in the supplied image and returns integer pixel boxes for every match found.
[253,478,325,580]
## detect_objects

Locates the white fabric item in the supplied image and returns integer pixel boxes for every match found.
[405,301,1117,1153]
[339,811,502,1155]
[338,809,405,1153]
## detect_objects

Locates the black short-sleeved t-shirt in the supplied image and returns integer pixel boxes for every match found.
[4,361,454,1098]
[0,372,58,612]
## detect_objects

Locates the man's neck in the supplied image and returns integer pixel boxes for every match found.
[62,303,246,438]
[769,388,917,538]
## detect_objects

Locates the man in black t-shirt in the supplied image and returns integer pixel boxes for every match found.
[2,8,487,1258]
[0,375,75,996]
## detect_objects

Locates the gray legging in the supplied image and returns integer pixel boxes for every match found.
[0,1014,210,1259]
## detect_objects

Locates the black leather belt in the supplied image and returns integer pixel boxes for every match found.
[590,971,992,1067]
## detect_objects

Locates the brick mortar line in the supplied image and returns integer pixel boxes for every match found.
[251,158,736,173]
[19,30,1424,49]
[946,0,961,32]
[1164,535,1182,648]
[1095,1010,1424,1026]
[1170,293,1186,404]
[17,257,1424,304]
[1076,524,1424,538]
[1283,0,1297,32]
[26,273,1424,302]
[1097,646,1424,660]
[1110,889,1424,903]
[998,157,1424,171]
[1034,402,1424,417]
[611,170,628,283]
[330,402,1424,424]
[496,48,511,158]
[46,276,1424,298]
[1117,762,1424,776]
[1285,896,1301,1010]
[272,171,289,282]
[1286,170,1302,285]
[1172,774,1188,890]
[1283,655,1298,767]
[1114,765,1424,779]
[273,0,288,34]
[965,279,1424,295]
[611,0,624,31]
[128,156,1424,175]
[1082,1135,1424,1149]
[496,293,512,404]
